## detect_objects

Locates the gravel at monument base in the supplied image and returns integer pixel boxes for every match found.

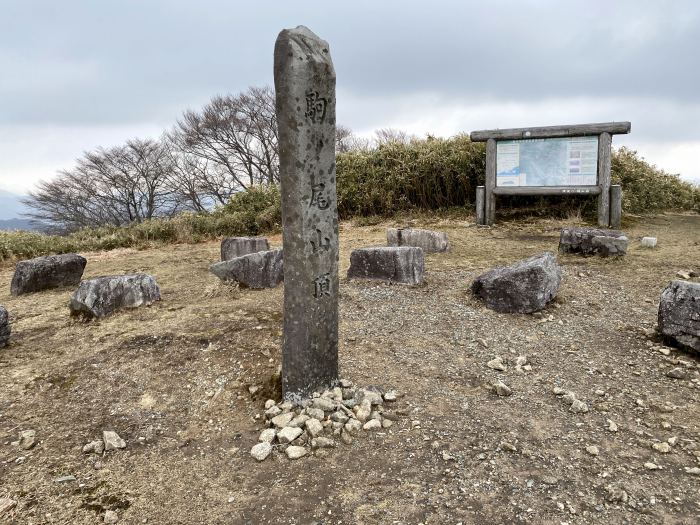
[0,214,698,524]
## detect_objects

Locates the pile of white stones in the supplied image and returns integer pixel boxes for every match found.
[250,379,398,461]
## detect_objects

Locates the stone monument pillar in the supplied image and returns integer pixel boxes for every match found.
[274,26,339,399]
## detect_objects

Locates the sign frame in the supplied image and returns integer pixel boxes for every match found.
[470,122,631,226]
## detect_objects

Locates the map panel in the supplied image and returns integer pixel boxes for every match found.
[496,136,598,187]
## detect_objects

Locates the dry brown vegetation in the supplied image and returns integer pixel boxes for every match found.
[1,214,699,524]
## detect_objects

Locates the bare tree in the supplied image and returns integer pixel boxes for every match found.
[374,127,415,145]
[24,138,178,231]
[170,86,279,204]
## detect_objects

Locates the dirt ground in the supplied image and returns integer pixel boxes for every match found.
[1,213,699,525]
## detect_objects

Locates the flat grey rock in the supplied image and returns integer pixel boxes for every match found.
[387,228,449,253]
[559,228,628,257]
[209,249,283,289]
[69,274,161,319]
[0,306,9,348]
[471,252,562,313]
[220,237,270,261]
[658,280,699,353]
[347,246,424,285]
[11,253,87,296]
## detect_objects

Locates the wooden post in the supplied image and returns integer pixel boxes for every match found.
[610,184,622,229]
[485,139,496,225]
[597,132,612,227]
[475,186,485,225]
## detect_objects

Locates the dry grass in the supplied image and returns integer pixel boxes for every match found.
[0,214,698,524]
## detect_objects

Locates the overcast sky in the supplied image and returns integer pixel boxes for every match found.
[1,0,699,196]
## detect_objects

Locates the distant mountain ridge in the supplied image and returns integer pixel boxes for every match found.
[0,190,28,220]
[0,217,44,231]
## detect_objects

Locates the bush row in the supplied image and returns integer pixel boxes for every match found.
[1,137,697,262]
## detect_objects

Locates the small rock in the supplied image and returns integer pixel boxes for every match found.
[515,355,528,367]
[487,356,507,371]
[382,419,393,429]
[606,419,618,432]
[363,419,382,431]
[605,484,628,503]
[18,430,37,450]
[250,442,272,461]
[55,475,76,483]
[329,411,349,424]
[644,462,661,470]
[685,467,700,476]
[356,388,383,406]
[258,429,276,443]
[344,419,363,435]
[264,405,282,419]
[288,414,310,428]
[102,431,126,451]
[652,442,671,453]
[666,367,689,380]
[354,399,372,422]
[341,431,353,444]
[312,397,336,412]
[383,390,398,402]
[640,237,657,248]
[264,399,276,409]
[311,437,335,449]
[270,412,295,428]
[285,446,307,459]
[585,445,599,456]
[570,399,589,414]
[83,440,105,454]
[338,379,353,388]
[553,387,566,395]
[104,510,119,524]
[676,271,691,280]
[305,407,325,420]
[277,426,303,444]
[305,418,324,438]
[668,436,678,446]
[493,380,512,397]
[561,392,577,406]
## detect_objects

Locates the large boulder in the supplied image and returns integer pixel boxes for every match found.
[387,228,449,253]
[658,280,699,353]
[0,306,9,347]
[11,254,87,296]
[347,247,424,285]
[209,249,283,289]
[471,252,562,313]
[558,228,628,257]
[69,274,161,319]
[220,237,270,261]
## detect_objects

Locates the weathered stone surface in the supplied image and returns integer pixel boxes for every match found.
[0,306,9,348]
[558,227,628,257]
[220,237,270,261]
[19,429,37,450]
[387,228,449,253]
[276,26,339,399]
[209,250,283,289]
[658,280,699,353]
[11,253,87,296]
[277,426,303,444]
[102,430,126,451]
[471,252,562,313]
[70,274,161,319]
[250,441,272,461]
[347,247,424,285]
[285,445,308,459]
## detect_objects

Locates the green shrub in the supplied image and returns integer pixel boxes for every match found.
[2,139,697,263]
